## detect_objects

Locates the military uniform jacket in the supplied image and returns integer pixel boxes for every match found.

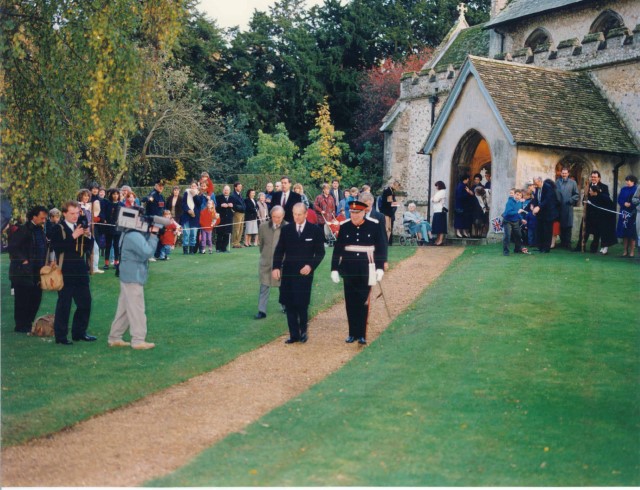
[272,222,325,306]
[331,218,386,276]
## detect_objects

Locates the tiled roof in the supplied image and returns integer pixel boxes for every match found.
[485,0,589,29]
[433,25,490,71]
[471,56,639,154]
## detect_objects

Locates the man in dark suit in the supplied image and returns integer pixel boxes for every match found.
[329,179,341,210]
[50,200,97,345]
[269,176,302,223]
[272,203,326,344]
[230,181,246,248]
[215,185,234,253]
[331,200,386,345]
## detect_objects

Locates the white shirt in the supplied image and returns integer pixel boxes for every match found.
[297,221,306,235]
[64,219,76,230]
[281,191,290,206]
[431,189,447,213]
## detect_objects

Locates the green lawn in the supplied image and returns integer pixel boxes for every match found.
[0,245,415,446]
[148,245,640,486]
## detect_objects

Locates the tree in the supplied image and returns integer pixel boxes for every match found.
[1,0,187,212]
[299,98,350,187]
[247,123,299,175]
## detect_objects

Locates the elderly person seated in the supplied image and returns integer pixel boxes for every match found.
[403,202,432,245]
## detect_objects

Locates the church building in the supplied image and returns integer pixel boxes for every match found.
[381,0,639,239]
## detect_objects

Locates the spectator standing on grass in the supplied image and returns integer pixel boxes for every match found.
[159,209,179,260]
[8,205,48,333]
[107,222,160,350]
[380,178,401,245]
[230,182,246,248]
[199,199,217,254]
[264,182,274,205]
[257,192,269,226]
[293,183,310,209]
[244,189,259,247]
[46,208,61,240]
[579,171,617,254]
[181,182,205,255]
[216,185,234,253]
[556,168,579,249]
[533,179,560,253]
[270,176,301,224]
[255,205,287,320]
[616,175,638,258]
[337,189,352,219]
[166,185,184,223]
[50,200,97,345]
[431,181,448,246]
[501,189,526,256]
[102,188,123,271]
[329,179,341,209]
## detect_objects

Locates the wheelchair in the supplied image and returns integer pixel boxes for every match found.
[399,221,419,246]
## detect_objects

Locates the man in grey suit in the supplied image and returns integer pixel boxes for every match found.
[255,206,286,319]
[556,168,579,249]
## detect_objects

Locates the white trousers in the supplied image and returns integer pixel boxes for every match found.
[108,282,148,346]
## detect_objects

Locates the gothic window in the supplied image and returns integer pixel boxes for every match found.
[590,10,625,36]
[524,28,552,51]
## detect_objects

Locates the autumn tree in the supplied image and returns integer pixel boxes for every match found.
[299,98,351,187]
[1,0,187,213]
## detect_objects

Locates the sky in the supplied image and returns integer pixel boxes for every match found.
[196,0,326,31]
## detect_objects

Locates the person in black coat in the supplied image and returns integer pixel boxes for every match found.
[102,188,123,270]
[50,200,97,345]
[533,178,560,253]
[331,201,386,344]
[269,176,302,223]
[272,203,326,343]
[244,189,259,246]
[8,205,49,333]
[360,191,388,266]
[215,185,235,252]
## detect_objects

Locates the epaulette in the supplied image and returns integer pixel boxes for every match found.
[366,216,379,224]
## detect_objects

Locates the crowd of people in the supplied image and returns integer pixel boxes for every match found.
[499,169,638,257]
[6,169,638,347]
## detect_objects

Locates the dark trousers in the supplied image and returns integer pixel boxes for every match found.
[216,230,230,252]
[559,226,572,249]
[13,284,42,332]
[343,275,371,338]
[502,220,522,253]
[104,233,121,264]
[285,303,308,340]
[54,283,92,340]
[538,219,553,252]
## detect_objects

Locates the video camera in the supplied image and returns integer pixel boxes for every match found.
[77,213,89,230]
[116,206,171,233]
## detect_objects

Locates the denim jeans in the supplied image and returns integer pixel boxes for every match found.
[158,244,172,259]
[503,220,522,253]
[182,226,197,246]
[409,222,431,241]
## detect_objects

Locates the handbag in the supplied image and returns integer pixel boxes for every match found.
[40,249,64,291]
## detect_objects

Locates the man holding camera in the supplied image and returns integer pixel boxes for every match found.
[50,200,97,345]
[107,220,160,350]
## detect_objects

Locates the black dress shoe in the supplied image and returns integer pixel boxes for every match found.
[56,338,73,345]
[254,312,267,320]
[284,338,298,344]
[358,337,367,344]
[300,333,308,343]
[72,334,97,342]
[345,336,356,343]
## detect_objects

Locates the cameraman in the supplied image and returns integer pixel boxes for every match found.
[107,219,160,350]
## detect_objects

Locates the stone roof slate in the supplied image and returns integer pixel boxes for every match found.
[470,56,639,155]
[433,25,490,71]
[485,0,589,29]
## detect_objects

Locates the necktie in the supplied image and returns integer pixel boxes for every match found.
[282,193,287,207]
[297,225,302,236]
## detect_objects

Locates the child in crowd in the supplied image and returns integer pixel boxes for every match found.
[125,192,137,208]
[159,210,180,260]
[198,199,217,254]
[501,189,527,256]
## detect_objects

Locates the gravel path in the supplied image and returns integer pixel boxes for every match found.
[1,246,463,487]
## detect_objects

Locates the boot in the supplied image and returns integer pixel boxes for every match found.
[183,246,189,255]
[190,245,197,254]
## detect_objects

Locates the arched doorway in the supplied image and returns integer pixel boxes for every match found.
[556,154,592,199]
[450,129,492,236]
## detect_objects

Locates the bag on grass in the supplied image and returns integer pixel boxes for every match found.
[30,314,55,337]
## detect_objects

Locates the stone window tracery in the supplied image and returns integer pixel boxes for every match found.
[589,9,625,37]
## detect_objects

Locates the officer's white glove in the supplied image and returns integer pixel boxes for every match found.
[376,269,384,282]
[331,271,340,283]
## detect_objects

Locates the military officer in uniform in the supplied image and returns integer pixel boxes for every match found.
[331,200,386,344]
